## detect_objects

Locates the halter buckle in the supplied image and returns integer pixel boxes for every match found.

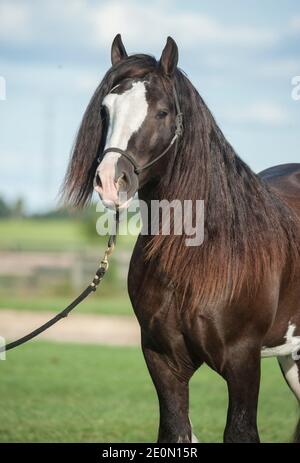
[175,112,183,137]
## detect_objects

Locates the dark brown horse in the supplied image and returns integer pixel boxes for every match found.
[63,35,300,443]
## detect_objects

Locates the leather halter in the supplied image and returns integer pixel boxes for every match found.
[97,86,183,175]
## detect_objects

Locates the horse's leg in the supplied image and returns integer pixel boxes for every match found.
[221,342,261,443]
[142,340,198,443]
[278,356,300,442]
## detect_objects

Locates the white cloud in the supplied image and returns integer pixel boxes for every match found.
[224,102,290,127]
[67,0,278,51]
[85,1,279,50]
[0,0,279,54]
[0,1,32,42]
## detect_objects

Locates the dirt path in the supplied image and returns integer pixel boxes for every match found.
[0,309,140,347]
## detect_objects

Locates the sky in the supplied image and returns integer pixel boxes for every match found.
[0,0,299,212]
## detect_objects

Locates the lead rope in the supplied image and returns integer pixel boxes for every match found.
[0,210,119,354]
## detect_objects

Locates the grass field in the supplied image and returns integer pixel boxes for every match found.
[0,217,136,316]
[0,341,298,443]
[0,218,136,251]
[0,294,133,316]
[0,218,299,443]
[0,219,86,251]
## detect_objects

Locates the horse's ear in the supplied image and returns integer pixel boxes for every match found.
[159,37,178,77]
[111,34,128,65]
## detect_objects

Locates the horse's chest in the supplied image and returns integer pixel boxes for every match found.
[130,269,177,329]
[128,255,182,336]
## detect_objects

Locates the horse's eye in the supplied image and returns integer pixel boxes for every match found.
[156,110,168,119]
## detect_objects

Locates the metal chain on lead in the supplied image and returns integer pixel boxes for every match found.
[90,240,115,291]
[90,210,118,291]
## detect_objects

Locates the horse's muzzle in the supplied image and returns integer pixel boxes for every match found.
[94,154,139,209]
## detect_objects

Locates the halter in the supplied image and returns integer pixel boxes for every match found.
[97,86,183,175]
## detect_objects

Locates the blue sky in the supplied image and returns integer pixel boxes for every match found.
[0,0,299,211]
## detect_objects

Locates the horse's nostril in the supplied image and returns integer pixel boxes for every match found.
[117,172,129,190]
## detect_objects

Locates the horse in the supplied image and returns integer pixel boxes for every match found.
[62,34,300,443]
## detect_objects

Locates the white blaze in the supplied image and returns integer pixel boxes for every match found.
[103,81,148,150]
[95,81,148,204]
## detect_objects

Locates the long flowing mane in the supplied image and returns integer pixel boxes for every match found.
[147,67,300,310]
[62,54,300,310]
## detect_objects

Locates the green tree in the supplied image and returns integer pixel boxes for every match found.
[0,196,11,218]
[11,197,25,218]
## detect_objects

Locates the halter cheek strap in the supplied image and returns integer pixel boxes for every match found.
[97,86,183,175]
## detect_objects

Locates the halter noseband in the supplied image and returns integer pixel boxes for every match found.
[97,86,183,175]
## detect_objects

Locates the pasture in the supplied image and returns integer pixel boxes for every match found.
[0,218,135,252]
[0,217,134,316]
[0,295,132,316]
[0,217,298,443]
[0,342,297,443]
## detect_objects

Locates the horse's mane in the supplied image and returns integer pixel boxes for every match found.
[147,67,300,310]
[62,54,300,311]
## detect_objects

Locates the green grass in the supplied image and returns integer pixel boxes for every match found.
[0,294,133,316]
[0,216,136,316]
[0,218,136,251]
[0,219,85,251]
[0,342,298,442]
